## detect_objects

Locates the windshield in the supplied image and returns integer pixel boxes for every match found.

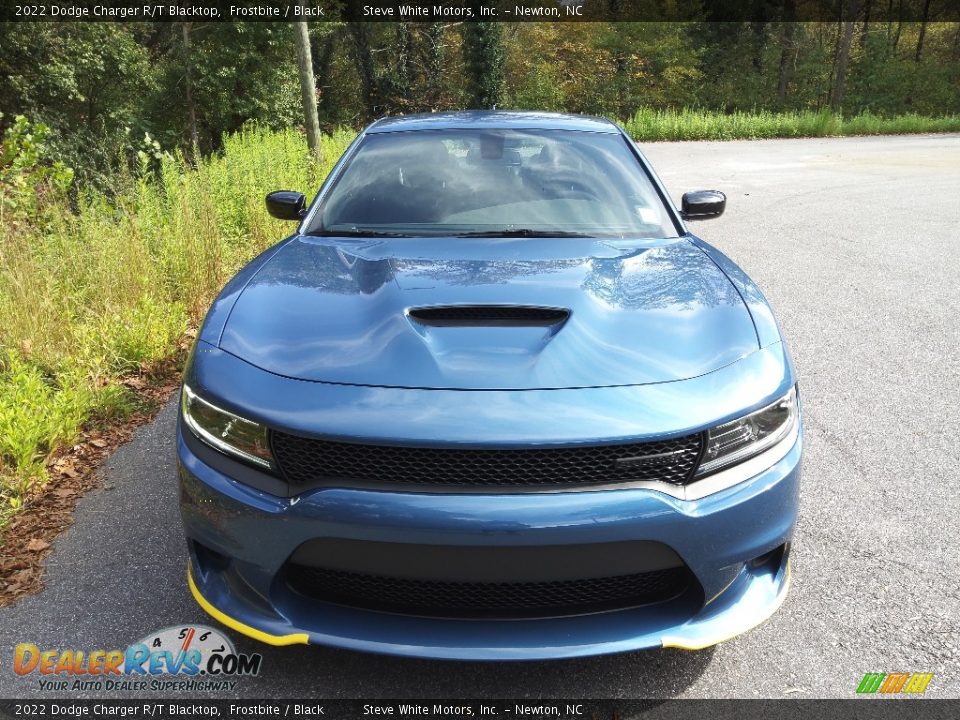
[309,129,679,238]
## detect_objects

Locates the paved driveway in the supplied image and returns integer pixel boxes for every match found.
[2,134,958,700]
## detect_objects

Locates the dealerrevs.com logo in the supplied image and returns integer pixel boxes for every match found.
[13,625,262,693]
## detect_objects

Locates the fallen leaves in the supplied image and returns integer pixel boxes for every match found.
[0,363,183,607]
[121,375,146,391]
[52,457,82,479]
[2,569,36,595]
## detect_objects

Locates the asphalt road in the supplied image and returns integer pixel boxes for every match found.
[2,134,958,701]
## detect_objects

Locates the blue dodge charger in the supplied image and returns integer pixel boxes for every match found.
[177,111,801,659]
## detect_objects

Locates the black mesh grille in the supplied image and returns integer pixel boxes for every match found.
[285,565,690,618]
[409,305,569,326]
[271,432,703,489]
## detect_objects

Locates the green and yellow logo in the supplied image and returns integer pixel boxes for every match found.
[857,672,933,694]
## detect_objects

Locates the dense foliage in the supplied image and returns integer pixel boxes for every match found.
[0,121,351,522]
[2,21,959,186]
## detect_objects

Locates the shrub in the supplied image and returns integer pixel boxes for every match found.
[0,124,352,527]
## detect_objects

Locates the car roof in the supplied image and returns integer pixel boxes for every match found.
[366,111,621,135]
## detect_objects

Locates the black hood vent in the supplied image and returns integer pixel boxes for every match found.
[408,305,569,327]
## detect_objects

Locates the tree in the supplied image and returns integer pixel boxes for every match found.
[294,21,322,160]
[423,23,446,110]
[0,22,153,187]
[347,22,383,117]
[182,23,199,154]
[830,2,860,111]
[915,0,933,61]
[463,21,504,108]
[144,23,300,153]
[776,1,798,103]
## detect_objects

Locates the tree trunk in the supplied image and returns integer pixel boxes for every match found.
[751,21,767,72]
[294,21,322,161]
[776,1,797,103]
[391,22,413,110]
[826,20,839,107]
[885,0,893,48]
[424,23,445,111]
[182,22,199,155]
[313,29,338,122]
[462,20,504,108]
[347,22,381,118]
[892,0,903,53]
[830,3,859,112]
[815,22,827,109]
[915,0,932,61]
[860,0,872,49]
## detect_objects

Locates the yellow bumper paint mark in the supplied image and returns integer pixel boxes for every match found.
[187,563,309,647]
[661,561,792,651]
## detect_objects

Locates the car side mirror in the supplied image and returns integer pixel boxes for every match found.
[265,190,306,221]
[681,190,726,220]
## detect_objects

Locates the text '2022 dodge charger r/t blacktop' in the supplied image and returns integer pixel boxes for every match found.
[177,111,801,660]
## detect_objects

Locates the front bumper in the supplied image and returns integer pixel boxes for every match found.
[178,419,800,660]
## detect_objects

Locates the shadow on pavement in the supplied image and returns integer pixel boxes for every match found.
[235,641,717,699]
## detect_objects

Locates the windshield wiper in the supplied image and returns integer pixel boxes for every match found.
[455,229,595,238]
[308,229,413,238]
[308,228,595,239]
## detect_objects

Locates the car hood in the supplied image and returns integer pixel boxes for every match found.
[218,235,759,390]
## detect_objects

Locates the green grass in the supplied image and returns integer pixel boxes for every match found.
[2,109,959,530]
[0,126,353,526]
[622,108,960,141]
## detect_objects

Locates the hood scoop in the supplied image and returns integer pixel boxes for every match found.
[408,305,570,327]
[220,237,761,389]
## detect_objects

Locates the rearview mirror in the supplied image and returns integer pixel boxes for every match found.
[681,190,726,220]
[266,190,306,221]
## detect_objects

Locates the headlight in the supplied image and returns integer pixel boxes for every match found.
[695,387,798,477]
[181,384,273,469]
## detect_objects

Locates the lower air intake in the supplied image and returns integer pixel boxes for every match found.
[285,565,692,618]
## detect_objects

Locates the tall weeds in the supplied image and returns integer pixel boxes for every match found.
[0,126,352,522]
[622,108,960,140]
